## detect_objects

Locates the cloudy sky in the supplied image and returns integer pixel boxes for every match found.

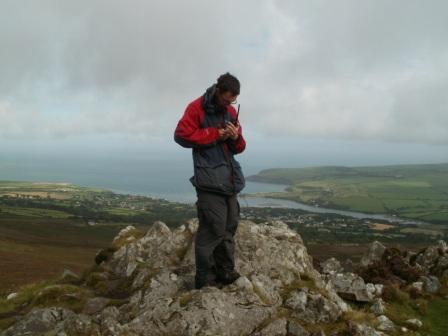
[1,0,447,169]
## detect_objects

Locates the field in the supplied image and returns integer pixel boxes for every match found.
[0,214,123,294]
[424,298,448,335]
[0,181,196,294]
[247,163,448,224]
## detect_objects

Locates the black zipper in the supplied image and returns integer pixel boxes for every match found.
[221,113,236,193]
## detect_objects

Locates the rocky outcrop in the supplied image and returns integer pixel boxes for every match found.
[357,244,423,286]
[16,219,446,335]
[4,219,371,336]
[357,240,448,290]
[412,240,448,276]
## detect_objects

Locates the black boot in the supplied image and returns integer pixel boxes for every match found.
[195,272,222,290]
[216,270,241,285]
[195,272,206,289]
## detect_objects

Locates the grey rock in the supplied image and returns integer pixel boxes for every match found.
[285,290,308,311]
[251,274,282,306]
[234,275,254,292]
[411,281,424,292]
[58,313,100,336]
[320,258,343,275]
[374,284,384,297]
[360,241,386,267]
[406,318,423,329]
[6,293,17,301]
[98,306,126,336]
[419,275,441,293]
[415,245,440,269]
[349,322,385,336]
[60,269,80,283]
[370,298,386,315]
[1,307,75,336]
[329,273,373,302]
[1,307,101,336]
[255,318,287,336]
[126,288,276,336]
[343,258,355,272]
[436,255,448,268]
[112,225,137,244]
[235,220,317,286]
[287,321,310,336]
[438,240,448,254]
[311,330,326,336]
[99,305,120,321]
[366,283,376,298]
[376,315,395,332]
[131,266,154,290]
[82,297,111,315]
[434,254,448,275]
[288,291,342,324]
[403,250,415,264]
[108,221,184,279]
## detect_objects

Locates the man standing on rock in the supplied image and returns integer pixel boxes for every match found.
[174,73,246,289]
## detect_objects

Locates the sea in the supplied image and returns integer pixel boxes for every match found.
[0,153,286,204]
[0,153,430,224]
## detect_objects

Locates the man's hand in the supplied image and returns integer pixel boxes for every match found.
[218,128,230,141]
[225,122,240,141]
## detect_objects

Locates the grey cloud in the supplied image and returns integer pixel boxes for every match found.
[0,0,447,144]
[243,0,448,143]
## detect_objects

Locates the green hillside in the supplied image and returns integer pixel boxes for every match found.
[247,163,448,224]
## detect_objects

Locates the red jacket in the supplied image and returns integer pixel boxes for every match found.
[174,93,246,195]
[174,96,246,153]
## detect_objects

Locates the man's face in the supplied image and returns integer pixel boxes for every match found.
[216,90,238,107]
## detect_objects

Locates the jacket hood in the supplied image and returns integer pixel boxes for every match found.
[203,84,226,115]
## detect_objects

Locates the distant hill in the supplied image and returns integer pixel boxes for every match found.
[247,163,448,224]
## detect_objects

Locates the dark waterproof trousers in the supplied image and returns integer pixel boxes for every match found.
[195,188,240,279]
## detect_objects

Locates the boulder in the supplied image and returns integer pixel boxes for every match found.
[6,293,17,301]
[60,269,80,283]
[438,240,448,254]
[320,258,343,275]
[405,318,423,329]
[328,273,373,302]
[376,315,395,332]
[285,289,341,323]
[348,322,386,336]
[415,245,440,269]
[411,281,423,292]
[419,275,441,293]
[360,241,386,267]
[370,298,386,315]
